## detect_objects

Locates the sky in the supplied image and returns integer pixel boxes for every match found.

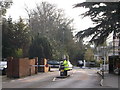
[6,0,94,35]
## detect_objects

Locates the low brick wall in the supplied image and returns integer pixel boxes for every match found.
[29,59,36,75]
[7,57,38,78]
[19,58,30,77]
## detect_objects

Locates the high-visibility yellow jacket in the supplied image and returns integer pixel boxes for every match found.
[62,60,70,71]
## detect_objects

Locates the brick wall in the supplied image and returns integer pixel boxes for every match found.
[12,58,19,78]
[19,58,30,77]
[29,59,36,75]
[7,57,38,78]
[39,58,49,72]
[7,57,13,78]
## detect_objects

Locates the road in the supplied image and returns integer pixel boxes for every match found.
[2,68,104,88]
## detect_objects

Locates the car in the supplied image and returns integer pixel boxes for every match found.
[89,61,96,67]
[47,60,60,68]
[77,60,84,67]
[0,61,7,75]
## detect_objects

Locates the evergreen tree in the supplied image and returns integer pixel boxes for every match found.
[2,17,31,58]
[75,2,120,45]
[27,2,75,60]
[29,35,52,59]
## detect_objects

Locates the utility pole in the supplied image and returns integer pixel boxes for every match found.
[113,33,116,72]
[101,46,106,79]
[102,46,105,79]
[62,27,65,59]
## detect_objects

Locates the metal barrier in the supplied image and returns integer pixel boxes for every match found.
[30,64,73,68]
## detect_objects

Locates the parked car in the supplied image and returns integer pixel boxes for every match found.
[0,61,7,75]
[47,60,60,68]
[89,61,96,67]
[77,60,84,67]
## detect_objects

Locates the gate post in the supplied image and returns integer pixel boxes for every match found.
[7,57,13,78]
[35,57,38,74]
[39,58,49,72]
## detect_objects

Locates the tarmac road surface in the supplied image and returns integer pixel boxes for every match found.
[2,68,109,88]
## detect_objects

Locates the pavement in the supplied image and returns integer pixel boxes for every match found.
[97,70,119,88]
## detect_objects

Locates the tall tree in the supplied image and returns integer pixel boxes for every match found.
[1,0,12,58]
[13,17,31,57]
[74,2,120,46]
[29,2,74,38]
[27,2,75,60]
[0,0,12,17]
[84,47,94,62]
[2,17,31,58]
[2,17,14,57]
[29,35,52,59]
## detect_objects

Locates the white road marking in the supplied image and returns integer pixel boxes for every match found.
[11,80,15,82]
[100,79,103,86]
[52,77,56,81]
[88,74,93,76]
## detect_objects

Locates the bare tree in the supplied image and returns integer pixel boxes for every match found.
[26,2,75,59]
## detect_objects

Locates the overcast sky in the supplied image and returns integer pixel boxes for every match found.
[6,0,94,35]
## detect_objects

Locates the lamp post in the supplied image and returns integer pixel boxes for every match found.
[62,27,65,59]
[101,46,107,79]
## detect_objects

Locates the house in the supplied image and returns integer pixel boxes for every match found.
[108,36,120,74]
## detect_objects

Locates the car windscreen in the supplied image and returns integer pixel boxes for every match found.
[47,61,60,65]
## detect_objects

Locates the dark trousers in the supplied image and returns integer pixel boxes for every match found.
[60,70,68,76]
[64,70,67,76]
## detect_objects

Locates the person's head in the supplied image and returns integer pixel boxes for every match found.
[66,55,69,61]
[63,59,66,61]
